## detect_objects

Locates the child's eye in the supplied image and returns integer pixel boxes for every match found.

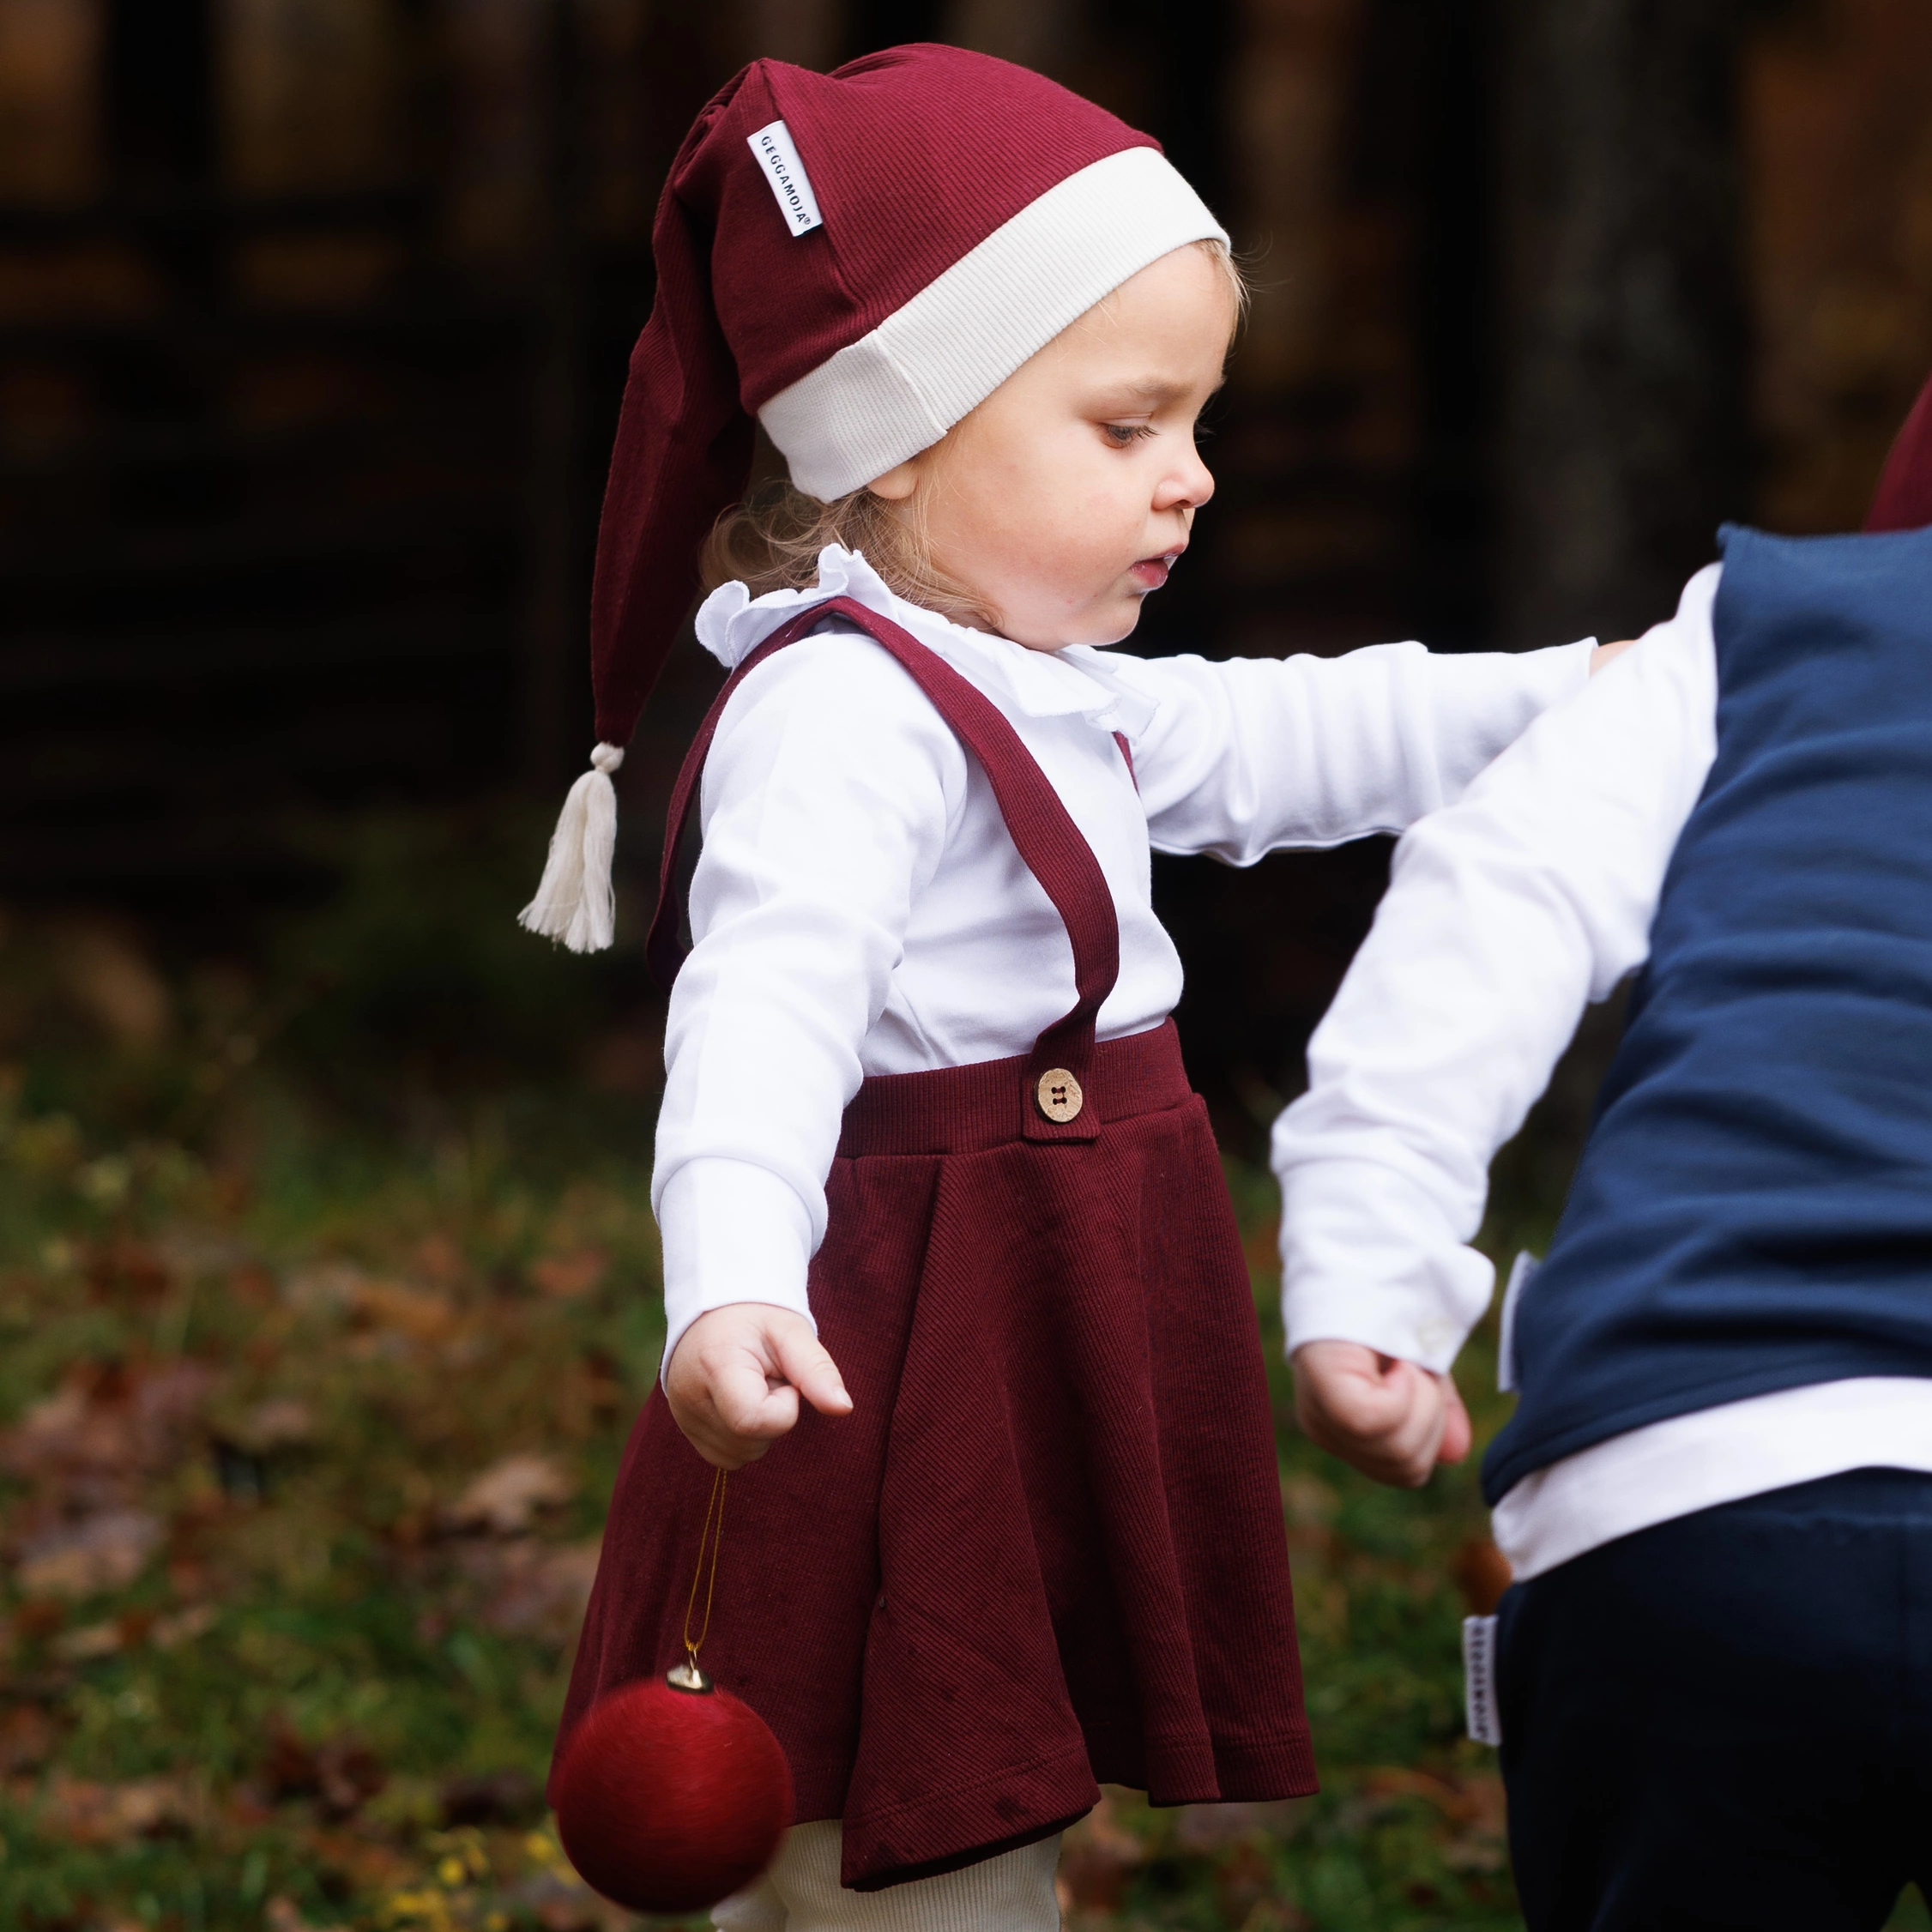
[1102,422,1156,446]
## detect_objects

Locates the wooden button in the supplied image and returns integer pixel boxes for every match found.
[1035,1067,1084,1123]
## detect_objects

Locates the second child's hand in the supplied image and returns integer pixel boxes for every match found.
[1291,1339,1470,1488]
[666,1304,853,1470]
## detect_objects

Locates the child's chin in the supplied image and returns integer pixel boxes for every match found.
[1086,599,1146,647]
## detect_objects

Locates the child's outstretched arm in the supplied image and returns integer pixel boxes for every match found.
[1272,571,1720,1485]
[1115,631,1629,869]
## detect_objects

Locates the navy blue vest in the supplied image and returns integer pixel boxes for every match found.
[1483,523,1932,1504]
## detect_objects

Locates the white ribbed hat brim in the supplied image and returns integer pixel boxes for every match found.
[758,146,1228,501]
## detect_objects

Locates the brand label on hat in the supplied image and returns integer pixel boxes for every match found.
[747,120,823,237]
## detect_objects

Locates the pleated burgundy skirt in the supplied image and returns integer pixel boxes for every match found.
[555,1020,1314,1891]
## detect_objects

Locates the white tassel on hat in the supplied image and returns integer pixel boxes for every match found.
[519,744,625,953]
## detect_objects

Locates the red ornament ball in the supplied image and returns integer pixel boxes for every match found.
[552,1674,794,1913]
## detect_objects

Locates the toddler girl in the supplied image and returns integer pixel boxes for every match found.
[523,43,1603,1932]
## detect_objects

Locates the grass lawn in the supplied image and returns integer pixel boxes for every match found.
[0,827,1922,1931]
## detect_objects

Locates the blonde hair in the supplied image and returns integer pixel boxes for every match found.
[701,238,1248,628]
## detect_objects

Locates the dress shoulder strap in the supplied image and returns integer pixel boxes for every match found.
[644,597,1120,1139]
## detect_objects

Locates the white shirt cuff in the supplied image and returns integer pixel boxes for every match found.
[1279,1156,1494,1372]
[657,1157,817,1383]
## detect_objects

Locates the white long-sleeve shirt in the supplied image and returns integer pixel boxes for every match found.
[655,546,1595,1370]
[1273,562,1932,1579]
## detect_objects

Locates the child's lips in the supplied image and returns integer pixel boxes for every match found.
[1130,548,1185,591]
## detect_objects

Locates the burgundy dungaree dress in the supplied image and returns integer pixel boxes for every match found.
[555,599,1314,1889]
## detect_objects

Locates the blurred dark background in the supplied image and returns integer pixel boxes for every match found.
[2,0,1929,1145]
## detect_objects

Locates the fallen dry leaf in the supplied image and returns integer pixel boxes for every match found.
[1451,1537,1513,1615]
[60,921,171,1048]
[40,1772,197,1844]
[295,1826,415,1893]
[52,1618,124,1661]
[231,1396,317,1453]
[86,1237,174,1302]
[529,1249,609,1300]
[16,1509,164,1598]
[1057,1790,1147,1915]
[262,1721,388,1819]
[265,1897,350,1932]
[1,1358,219,1513]
[510,1871,634,1932]
[352,1279,457,1342]
[414,1231,465,1285]
[1216,1841,1279,1926]
[1237,1905,1313,1932]
[0,1702,61,1774]
[152,1602,219,1649]
[280,1261,366,1313]
[459,1537,601,1642]
[448,1452,574,1536]
[1174,1798,1310,1850]
[439,1766,542,1826]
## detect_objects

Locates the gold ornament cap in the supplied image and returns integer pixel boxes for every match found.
[665,1657,715,1694]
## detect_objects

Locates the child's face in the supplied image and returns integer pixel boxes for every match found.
[872,245,1235,650]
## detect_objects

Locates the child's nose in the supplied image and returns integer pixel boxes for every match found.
[1156,450,1215,514]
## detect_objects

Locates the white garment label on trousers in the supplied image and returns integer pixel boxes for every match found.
[1464,1615,1501,1746]
[747,120,823,236]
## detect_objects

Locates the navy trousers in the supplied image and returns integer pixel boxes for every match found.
[1497,1468,1932,1931]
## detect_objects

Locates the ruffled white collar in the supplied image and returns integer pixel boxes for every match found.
[693,546,1159,739]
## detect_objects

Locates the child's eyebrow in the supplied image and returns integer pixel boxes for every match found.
[1095,375,1223,409]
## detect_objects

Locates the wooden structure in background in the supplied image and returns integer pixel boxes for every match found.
[0,0,656,902]
[0,0,1927,1126]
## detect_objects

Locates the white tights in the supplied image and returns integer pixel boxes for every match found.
[712,1821,1063,1932]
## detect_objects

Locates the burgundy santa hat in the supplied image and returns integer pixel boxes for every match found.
[521,43,1227,951]
[1865,367,1932,534]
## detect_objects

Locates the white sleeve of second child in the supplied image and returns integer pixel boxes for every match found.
[1271,565,1723,1371]
[1120,634,1596,863]
[653,631,963,1374]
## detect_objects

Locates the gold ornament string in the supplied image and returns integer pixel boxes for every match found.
[681,1466,728,1673]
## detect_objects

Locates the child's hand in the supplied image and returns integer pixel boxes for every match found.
[1291,1340,1471,1488]
[665,1305,854,1470]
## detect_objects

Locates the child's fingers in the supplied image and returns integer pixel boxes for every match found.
[663,1307,849,1469]
[709,1349,800,1440]
[1369,1361,1448,1487]
[1435,1373,1473,1464]
[770,1325,854,1417]
[1292,1343,1446,1487]
[1295,1341,1413,1432]
[678,1413,773,1472]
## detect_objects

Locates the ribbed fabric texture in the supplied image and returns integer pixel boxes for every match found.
[562,1058,1315,1887]
[836,1020,1189,1156]
[586,45,1186,748]
[1867,368,1932,533]
[713,1821,1062,1930]
[764,148,1223,498]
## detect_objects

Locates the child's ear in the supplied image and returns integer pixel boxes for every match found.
[865,457,921,502]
